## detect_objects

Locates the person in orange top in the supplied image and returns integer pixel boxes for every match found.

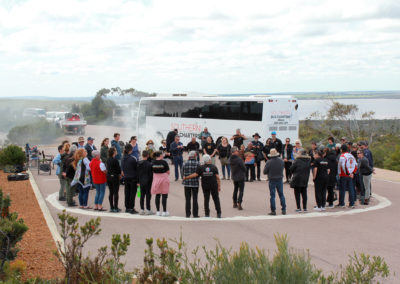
[90,150,107,211]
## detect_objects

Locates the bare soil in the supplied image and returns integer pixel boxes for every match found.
[0,170,64,280]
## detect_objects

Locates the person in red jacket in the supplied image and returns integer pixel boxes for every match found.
[90,150,107,211]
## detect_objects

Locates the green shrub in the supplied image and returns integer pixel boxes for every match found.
[6,119,61,146]
[0,190,28,280]
[0,146,25,167]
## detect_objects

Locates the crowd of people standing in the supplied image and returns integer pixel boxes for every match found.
[52,128,374,218]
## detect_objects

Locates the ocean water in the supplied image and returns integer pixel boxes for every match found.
[298,99,399,120]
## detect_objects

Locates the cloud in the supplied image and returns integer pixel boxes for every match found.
[0,0,399,97]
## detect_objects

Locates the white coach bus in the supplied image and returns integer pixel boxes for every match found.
[137,95,299,146]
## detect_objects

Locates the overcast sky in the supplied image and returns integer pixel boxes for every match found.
[0,0,399,97]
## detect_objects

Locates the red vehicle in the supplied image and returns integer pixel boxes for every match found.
[60,113,87,135]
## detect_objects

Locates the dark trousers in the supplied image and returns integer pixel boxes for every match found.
[155,194,168,212]
[233,180,245,204]
[184,187,199,217]
[255,160,261,179]
[294,187,307,210]
[246,164,255,181]
[124,178,137,210]
[326,185,335,206]
[107,176,120,209]
[314,179,327,208]
[202,186,221,216]
[339,176,355,206]
[284,161,292,182]
[173,155,183,180]
[139,184,152,210]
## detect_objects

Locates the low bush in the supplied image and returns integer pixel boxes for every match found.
[0,146,25,167]
[0,189,28,280]
[6,119,61,146]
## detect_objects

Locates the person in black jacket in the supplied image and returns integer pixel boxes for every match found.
[270,131,283,154]
[166,129,178,151]
[312,150,329,211]
[137,150,154,215]
[290,150,311,212]
[325,148,338,208]
[282,138,294,183]
[106,147,121,212]
[229,146,246,210]
[121,144,138,214]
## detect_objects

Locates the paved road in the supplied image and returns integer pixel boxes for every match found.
[32,126,400,282]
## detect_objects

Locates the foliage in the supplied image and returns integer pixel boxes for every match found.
[54,210,132,284]
[134,233,390,284]
[0,190,28,279]
[6,119,61,146]
[383,145,400,171]
[0,146,25,167]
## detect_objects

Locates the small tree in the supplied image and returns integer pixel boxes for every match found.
[0,189,28,279]
[0,145,26,167]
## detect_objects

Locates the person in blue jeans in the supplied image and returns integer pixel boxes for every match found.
[170,135,184,181]
[263,148,286,215]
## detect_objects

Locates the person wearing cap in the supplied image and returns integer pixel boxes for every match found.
[184,154,222,218]
[251,133,264,181]
[230,129,246,148]
[229,146,246,210]
[166,128,178,152]
[77,137,85,149]
[90,150,107,211]
[263,148,286,215]
[85,137,97,161]
[270,131,283,154]
[182,151,201,218]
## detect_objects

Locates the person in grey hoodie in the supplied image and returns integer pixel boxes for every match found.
[263,148,286,215]
[229,146,247,210]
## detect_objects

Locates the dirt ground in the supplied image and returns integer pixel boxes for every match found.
[0,170,64,280]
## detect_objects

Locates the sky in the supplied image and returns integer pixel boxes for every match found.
[0,0,400,97]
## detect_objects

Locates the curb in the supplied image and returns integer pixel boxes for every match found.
[45,191,391,221]
[28,169,64,249]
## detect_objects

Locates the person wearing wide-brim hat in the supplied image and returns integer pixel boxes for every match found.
[77,136,85,149]
[251,133,264,181]
[263,148,286,215]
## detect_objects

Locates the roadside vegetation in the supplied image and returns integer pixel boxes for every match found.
[300,101,400,172]
[0,208,391,283]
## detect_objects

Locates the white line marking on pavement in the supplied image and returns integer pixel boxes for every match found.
[28,170,64,247]
[45,192,391,222]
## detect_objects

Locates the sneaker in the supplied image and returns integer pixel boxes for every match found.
[295,209,301,213]
[327,205,335,209]
[217,213,222,218]
[303,209,308,213]
[125,209,132,213]
[145,210,155,215]
[139,209,145,215]
[110,208,115,213]
[282,210,286,215]
[162,211,169,217]
[156,211,161,216]
[257,178,261,181]
[321,207,326,211]
[350,205,355,209]
[130,209,139,214]
[115,208,121,212]
[313,207,321,211]
[268,212,276,216]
